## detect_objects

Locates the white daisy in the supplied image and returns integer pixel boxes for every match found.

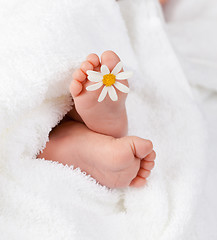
[86,62,133,102]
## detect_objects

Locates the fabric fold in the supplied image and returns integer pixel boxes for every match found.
[0,0,206,239]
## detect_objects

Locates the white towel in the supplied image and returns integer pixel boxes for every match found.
[164,0,217,238]
[0,0,206,239]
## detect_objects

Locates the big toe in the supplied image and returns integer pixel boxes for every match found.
[131,137,154,159]
[101,50,121,72]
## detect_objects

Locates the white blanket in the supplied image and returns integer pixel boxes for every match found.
[0,0,206,239]
[164,0,217,238]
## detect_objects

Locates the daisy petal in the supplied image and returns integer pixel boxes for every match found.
[86,70,103,76]
[111,61,123,75]
[87,70,103,82]
[101,65,110,75]
[86,82,103,91]
[114,82,130,93]
[115,71,133,80]
[87,75,103,82]
[98,86,108,102]
[108,86,118,101]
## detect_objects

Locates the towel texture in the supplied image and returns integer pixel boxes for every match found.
[0,0,206,239]
[164,0,217,238]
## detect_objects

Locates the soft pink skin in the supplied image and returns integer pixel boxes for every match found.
[38,51,156,188]
[38,120,155,188]
[70,51,128,138]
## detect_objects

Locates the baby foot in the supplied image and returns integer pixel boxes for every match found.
[39,121,156,188]
[70,50,129,138]
[96,136,156,188]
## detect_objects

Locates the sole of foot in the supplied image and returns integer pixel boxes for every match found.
[98,136,156,189]
[70,50,129,138]
[39,121,156,189]
[43,122,156,189]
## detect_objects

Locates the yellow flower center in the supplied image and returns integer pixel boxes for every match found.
[102,74,116,86]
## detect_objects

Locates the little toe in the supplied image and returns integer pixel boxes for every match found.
[101,50,121,72]
[137,168,151,179]
[140,160,155,171]
[86,53,100,68]
[70,80,83,98]
[72,69,86,82]
[130,176,147,188]
[80,61,94,74]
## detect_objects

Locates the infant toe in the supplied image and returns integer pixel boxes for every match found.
[144,150,156,162]
[86,53,100,68]
[131,137,154,159]
[70,80,83,98]
[80,61,93,74]
[140,160,155,170]
[130,176,147,188]
[101,50,121,72]
[138,168,151,179]
[72,69,86,82]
